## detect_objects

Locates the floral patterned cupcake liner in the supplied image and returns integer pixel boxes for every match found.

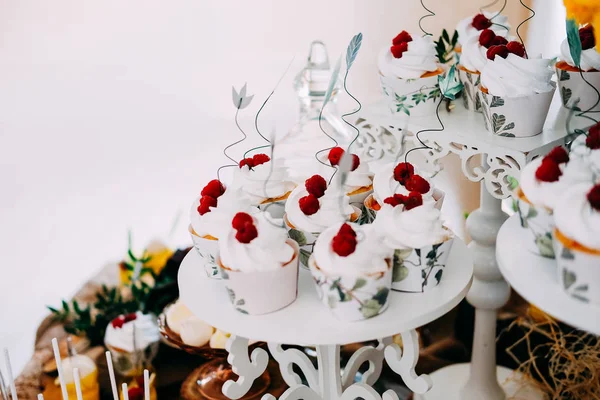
[511,189,555,259]
[308,255,392,321]
[217,240,300,315]
[105,342,159,377]
[391,236,454,293]
[379,69,443,117]
[553,228,600,305]
[479,85,556,138]
[457,65,482,112]
[556,61,600,113]
[188,224,221,279]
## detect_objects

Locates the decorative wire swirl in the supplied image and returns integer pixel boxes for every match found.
[489,0,510,34]
[260,139,285,228]
[575,69,600,123]
[314,100,339,175]
[217,105,246,182]
[418,0,434,37]
[337,68,363,185]
[516,0,535,58]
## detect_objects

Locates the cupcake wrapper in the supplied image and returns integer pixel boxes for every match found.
[458,67,482,112]
[512,194,555,259]
[105,342,159,377]
[553,231,600,305]
[308,256,392,321]
[391,237,454,293]
[218,240,300,315]
[556,65,600,113]
[479,86,556,138]
[188,225,221,279]
[380,73,442,117]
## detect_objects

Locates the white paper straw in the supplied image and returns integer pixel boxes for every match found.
[3,349,17,400]
[122,383,129,400]
[72,368,83,400]
[51,338,69,400]
[37,394,44,400]
[144,369,150,400]
[0,367,9,400]
[105,351,119,400]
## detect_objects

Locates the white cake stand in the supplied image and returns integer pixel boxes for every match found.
[497,215,600,335]
[179,239,473,400]
[354,94,592,400]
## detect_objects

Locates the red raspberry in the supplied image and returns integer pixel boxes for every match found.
[580,25,595,50]
[111,315,125,329]
[201,179,225,198]
[305,175,327,198]
[587,123,600,149]
[392,30,413,45]
[472,13,492,30]
[486,45,509,60]
[390,42,409,59]
[545,146,569,165]
[299,194,320,215]
[124,313,137,323]
[393,162,415,184]
[235,221,258,244]
[252,153,270,167]
[239,158,254,168]
[404,192,423,211]
[351,154,361,171]
[232,212,253,230]
[535,159,562,182]
[127,387,144,400]
[384,196,402,207]
[587,184,600,211]
[478,29,496,48]
[491,36,508,46]
[198,195,217,215]
[338,223,357,237]
[328,147,345,166]
[404,174,430,194]
[506,41,526,58]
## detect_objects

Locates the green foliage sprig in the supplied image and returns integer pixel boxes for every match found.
[434,29,459,64]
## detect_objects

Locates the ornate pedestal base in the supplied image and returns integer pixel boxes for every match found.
[414,363,545,400]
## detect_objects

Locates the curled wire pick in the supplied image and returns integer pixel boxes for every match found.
[516,0,535,58]
[418,0,435,37]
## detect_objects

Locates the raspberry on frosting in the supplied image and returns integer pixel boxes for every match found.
[404,192,423,210]
[111,313,137,329]
[299,194,320,216]
[198,195,218,215]
[392,30,413,45]
[239,157,254,168]
[239,154,270,169]
[384,196,402,207]
[580,25,595,51]
[331,223,357,257]
[587,123,600,149]
[545,146,569,164]
[390,42,409,59]
[232,213,258,244]
[404,174,430,194]
[393,162,415,184]
[351,154,361,171]
[486,45,509,60]
[535,158,562,182]
[127,387,144,400]
[506,41,526,58]
[491,36,508,46]
[201,179,225,198]
[232,212,253,230]
[328,147,345,166]
[472,13,492,30]
[305,175,327,198]
[587,184,600,211]
[479,29,496,48]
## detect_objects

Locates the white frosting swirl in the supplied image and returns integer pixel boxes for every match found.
[560,38,600,72]
[570,133,600,179]
[104,312,160,352]
[343,161,373,193]
[375,203,450,249]
[460,34,489,73]
[554,182,600,249]
[456,12,510,46]
[313,223,391,275]
[190,187,257,239]
[520,156,595,210]
[233,158,296,205]
[285,182,354,233]
[219,211,294,272]
[372,162,436,206]
[481,54,555,97]
[378,35,439,79]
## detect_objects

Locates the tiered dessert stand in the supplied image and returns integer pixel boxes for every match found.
[179,240,473,399]
[353,95,586,400]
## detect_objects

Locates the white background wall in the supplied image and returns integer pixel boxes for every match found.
[1,0,564,373]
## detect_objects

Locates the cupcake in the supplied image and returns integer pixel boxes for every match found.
[217,211,299,314]
[234,153,296,218]
[374,194,454,293]
[455,12,510,53]
[364,161,444,221]
[515,146,594,258]
[557,25,600,112]
[189,181,256,278]
[480,42,555,137]
[458,29,510,112]
[308,223,392,321]
[56,355,100,400]
[104,312,160,377]
[378,31,444,117]
[165,300,214,347]
[570,122,600,175]
[326,147,373,205]
[553,182,600,304]
[284,174,361,267]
